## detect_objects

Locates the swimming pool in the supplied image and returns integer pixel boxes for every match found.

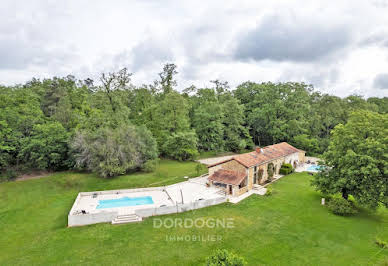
[96,196,154,209]
[307,165,323,172]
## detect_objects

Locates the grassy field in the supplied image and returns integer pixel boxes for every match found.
[0,161,387,265]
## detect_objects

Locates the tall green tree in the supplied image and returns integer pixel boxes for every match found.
[162,131,199,161]
[157,63,178,94]
[143,91,191,151]
[18,122,70,170]
[312,111,388,209]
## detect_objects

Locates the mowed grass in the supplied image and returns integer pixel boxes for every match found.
[0,162,387,265]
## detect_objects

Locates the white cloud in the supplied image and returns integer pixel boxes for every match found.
[0,0,387,97]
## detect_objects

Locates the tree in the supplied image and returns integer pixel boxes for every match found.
[158,63,178,94]
[0,121,14,170]
[235,82,310,146]
[100,68,132,113]
[312,111,388,209]
[71,125,158,178]
[144,91,191,147]
[192,102,225,151]
[221,97,252,152]
[162,131,199,161]
[292,134,319,155]
[206,249,247,266]
[18,122,70,170]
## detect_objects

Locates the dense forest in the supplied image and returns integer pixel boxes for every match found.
[1,63,387,178]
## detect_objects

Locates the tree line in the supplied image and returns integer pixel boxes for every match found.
[0,63,387,178]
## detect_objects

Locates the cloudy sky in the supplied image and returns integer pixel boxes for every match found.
[1,0,388,97]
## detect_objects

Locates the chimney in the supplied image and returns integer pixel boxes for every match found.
[255,147,264,154]
[256,146,264,153]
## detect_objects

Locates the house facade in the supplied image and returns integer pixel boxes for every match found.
[207,142,305,197]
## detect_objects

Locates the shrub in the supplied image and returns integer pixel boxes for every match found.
[282,163,293,169]
[265,185,273,196]
[279,168,291,175]
[18,122,70,170]
[142,159,159,173]
[327,197,357,216]
[375,238,387,249]
[206,249,247,266]
[279,163,293,175]
[162,131,199,161]
[195,163,207,176]
[71,125,158,178]
[5,169,18,180]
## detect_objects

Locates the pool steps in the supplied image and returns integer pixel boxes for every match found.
[112,214,142,224]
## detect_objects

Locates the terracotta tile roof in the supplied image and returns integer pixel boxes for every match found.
[208,142,303,168]
[208,169,246,186]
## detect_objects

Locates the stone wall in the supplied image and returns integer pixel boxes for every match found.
[220,159,246,173]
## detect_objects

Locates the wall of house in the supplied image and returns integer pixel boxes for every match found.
[221,159,246,173]
[258,164,268,184]
[298,151,305,163]
[208,159,246,176]
[284,153,300,167]
[247,167,254,189]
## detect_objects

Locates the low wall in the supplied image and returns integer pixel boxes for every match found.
[79,186,165,197]
[68,211,118,227]
[135,197,227,218]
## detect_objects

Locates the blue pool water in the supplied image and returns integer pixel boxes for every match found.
[307,165,323,172]
[96,196,154,209]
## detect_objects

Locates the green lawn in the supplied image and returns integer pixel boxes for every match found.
[0,161,387,265]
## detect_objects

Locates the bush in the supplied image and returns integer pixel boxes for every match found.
[279,163,293,175]
[162,131,199,161]
[5,169,18,180]
[327,197,357,216]
[0,169,18,182]
[142,159,159,173]
[18,122,70,170]
[265,185,273,196]
[282,163,293,169]
[71,125,158,178]
[279,168,291,175]
[206,249,247,266]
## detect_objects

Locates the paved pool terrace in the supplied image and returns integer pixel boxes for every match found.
[68,176,226,226]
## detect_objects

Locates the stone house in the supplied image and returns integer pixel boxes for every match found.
[207,142,305,196]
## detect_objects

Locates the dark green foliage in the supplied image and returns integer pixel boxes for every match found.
[313,111,387,209]
[142,159,159,173]
[206,249,247,266]
[19,122,70,170]
[327,198,357,216]
[0,64,386,178]
[279,163,293,175]
[292,134,319,155]
[162,132,199,161]
[71,125,158,177]
[0,169,18,182]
